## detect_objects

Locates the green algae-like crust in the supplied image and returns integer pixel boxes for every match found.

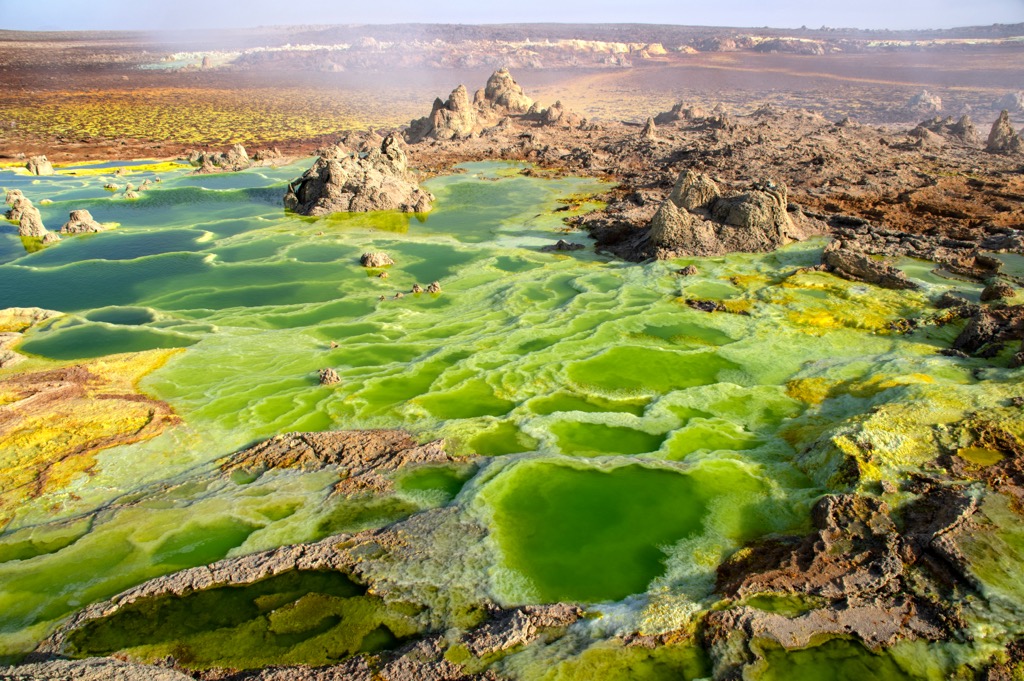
[757,638,920,680]
[65,569,421,670]
[477,460,708,603]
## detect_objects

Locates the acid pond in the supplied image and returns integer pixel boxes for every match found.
[0,159,1021,678]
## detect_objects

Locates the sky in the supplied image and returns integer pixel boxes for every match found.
[1,0,1022,32]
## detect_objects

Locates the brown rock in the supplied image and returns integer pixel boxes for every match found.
[318,368,341,385]
[361,252,395,267]
[25,155,54,175]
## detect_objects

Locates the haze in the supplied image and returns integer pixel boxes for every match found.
[3,0,1022,31]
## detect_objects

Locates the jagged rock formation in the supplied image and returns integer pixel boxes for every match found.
[986,110,1024,154]
[478,67,533,113]
[407,68,573,143]
[284,135,433,215]
[407,84,478,142]
[705,491,974,678]
[4,189,51,239]
[187,143,253,173]
[25,154,53,175]
[60,209,105,234]
[821,239,920,290]
[541,238,585,252]
[952,305,1024,357]
[628,169,820,259]
[910,115,979,146]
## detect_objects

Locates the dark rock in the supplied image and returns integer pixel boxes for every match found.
[981,281,1017,302]
[541,238,585,252]
[821,240,920,290]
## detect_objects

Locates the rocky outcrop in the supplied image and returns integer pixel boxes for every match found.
[361,251,395,267]
[986,110,1024,154]
[25,155,54,175]
[952,305,1024,356]
[821,239,920,290]
[981,281,1017,302]
[220,429,454,494]
[4,189,51,239]
[284,135,433,215]
[635,170,819,259]
[407,68,540,143]
[407,84,478,143]
[706,492,973,678]
[911,115,979,146]
[60,209,105,234]
[0,657,193,681]
[478,67,533,114]
[187,143,253,173]
[462,604,582,657]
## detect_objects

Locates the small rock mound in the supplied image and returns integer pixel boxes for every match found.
[981,281,1017,302]
[318,368,341,385]
[479,67,533,114]
[426,281,441,294]
[541,238,585,252]
[60,209,105,234]
[986,110,1024,154]
[285,135,433,216]
[360,252,394,267]
[25,155,54,176]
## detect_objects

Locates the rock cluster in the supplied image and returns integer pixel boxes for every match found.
[318,367,341,385]
[407,68,583,143]
[4,189,55,241]
[25,155,54,175]
[909,115,979,146]
[634,169,821,259]
[187,143,253,173]
[284,135,433,215]
[60,209,105,234]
